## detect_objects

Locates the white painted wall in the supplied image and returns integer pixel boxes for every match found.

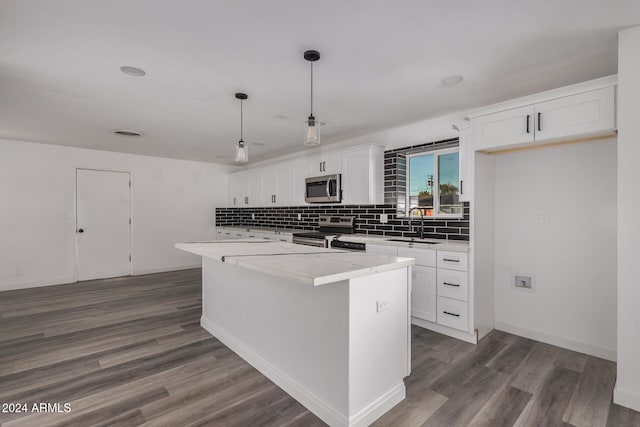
[493,139,617,360]
[614,26,640,411]
[0,138,233,291]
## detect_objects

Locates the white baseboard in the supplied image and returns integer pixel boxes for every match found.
[614,383,640,412]
[348,382,405,427]
[412,317,478,344]
[132,264,201,276]
[0,276,76,292]
[0,265,202,292]
[494,320,616,361]
[201,316,405,427]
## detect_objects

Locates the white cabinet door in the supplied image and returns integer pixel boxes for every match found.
[534,87,615,143]
[275,163,294,206]
[397,246,436,267]
[458,126,471,202]
[341,150,368,204]
[412,265,437,322]
[227,174,238,207]
[236,173,250,206]
[308,152,342,175]
[366,244,398,256]
[262,168,278,205]
[473,105,535,151]
[292,160,308,205]
[248,171,263,206]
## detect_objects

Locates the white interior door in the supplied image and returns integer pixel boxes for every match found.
[76,169,131,281]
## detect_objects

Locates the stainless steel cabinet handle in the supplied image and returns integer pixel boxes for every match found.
[537,112,542,131]
[460,180,464,195]
[443,258,460,263]
[443,282,460,287]
[526,114,530,133]
[443,311,460,317]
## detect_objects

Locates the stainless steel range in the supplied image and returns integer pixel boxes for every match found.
[292,215,356,248]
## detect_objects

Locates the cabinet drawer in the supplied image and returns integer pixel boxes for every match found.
[437,297,469,331]
[437,251,468,271]
[397,247,436,267]
[437,269,468,301]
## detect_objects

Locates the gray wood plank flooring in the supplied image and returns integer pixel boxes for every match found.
[0,269,637,426]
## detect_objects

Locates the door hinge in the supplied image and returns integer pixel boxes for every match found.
[129,218,131,225]
[129,181,131,188]
[129,255,132,262]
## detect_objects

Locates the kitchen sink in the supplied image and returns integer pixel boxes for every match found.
[386,238,441,244]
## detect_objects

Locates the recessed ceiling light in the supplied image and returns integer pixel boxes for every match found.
[112,129,143,137]
[215,155,227,159]
[253,142,265,146]
[275,114,290,120]
[442,75,463,87]
[120,66,146,77]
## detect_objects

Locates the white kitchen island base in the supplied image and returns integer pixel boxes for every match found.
[199,255,411,427]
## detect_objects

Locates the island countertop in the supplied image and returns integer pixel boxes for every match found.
[175,240,414,286]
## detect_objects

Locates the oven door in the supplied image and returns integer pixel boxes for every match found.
[292,236,328,248]
[305,174,341,203]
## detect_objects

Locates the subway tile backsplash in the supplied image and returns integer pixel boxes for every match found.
[215,202,470,241]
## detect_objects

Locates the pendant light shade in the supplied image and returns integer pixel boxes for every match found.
[304,50,323,147]
[234,92,248,163]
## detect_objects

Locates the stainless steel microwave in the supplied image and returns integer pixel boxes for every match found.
[305,174,341,203]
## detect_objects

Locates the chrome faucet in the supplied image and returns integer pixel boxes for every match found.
[408,207,425,239]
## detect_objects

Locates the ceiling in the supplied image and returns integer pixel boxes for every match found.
[0,1,637,164]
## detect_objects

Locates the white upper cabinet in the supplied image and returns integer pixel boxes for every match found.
[470,76,616,152]
[262,168,278,205]
[248,171,263,206]
[473,105,535,151]
[227,174,238,207]
[226,144,384,207]
[457,125,472,202]
[308,152,341,175]
[533,87,615,143]
[236,173,250,206]
[341,147,384,205]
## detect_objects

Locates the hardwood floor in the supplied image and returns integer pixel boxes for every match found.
[0,269,638,427]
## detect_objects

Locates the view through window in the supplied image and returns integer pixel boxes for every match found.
[408,148,462,217]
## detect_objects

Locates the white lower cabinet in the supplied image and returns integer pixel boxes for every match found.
[436,297,469,331]
[437,269,468,301]
[366,243,399,256]
[411,265,437,322]
[367,242,471,337]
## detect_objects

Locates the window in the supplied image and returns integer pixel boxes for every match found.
[407,148,462,217]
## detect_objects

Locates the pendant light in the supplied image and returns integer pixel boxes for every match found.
[304,50,323,146]
[234,92,248,163]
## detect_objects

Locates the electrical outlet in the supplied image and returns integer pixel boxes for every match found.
[538,214,549,228]
[376,301,390,313]
[379,214,388,224]
[513,274,534,291]
[252,213,256,220]
[297,213,302,221]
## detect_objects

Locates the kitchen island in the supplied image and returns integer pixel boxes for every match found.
[175,240,414,427]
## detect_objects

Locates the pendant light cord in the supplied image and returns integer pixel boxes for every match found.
[310,62,314,116]
[240,99,243,140]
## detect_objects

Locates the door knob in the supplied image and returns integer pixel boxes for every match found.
[77,229,84,233]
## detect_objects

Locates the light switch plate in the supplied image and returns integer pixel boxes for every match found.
[380,214,388,224]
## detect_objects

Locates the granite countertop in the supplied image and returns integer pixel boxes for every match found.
[175,240,415,286]
[336,234,470,253]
